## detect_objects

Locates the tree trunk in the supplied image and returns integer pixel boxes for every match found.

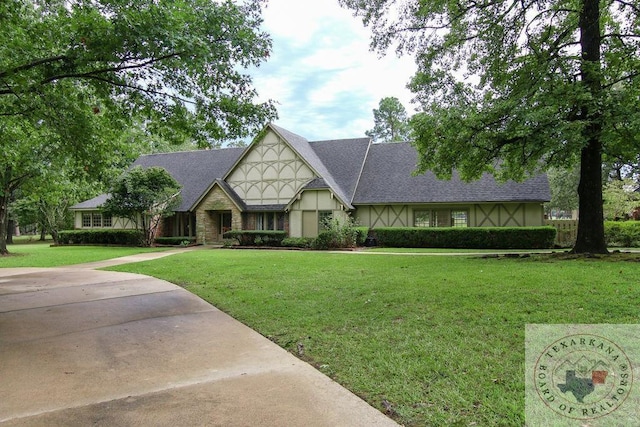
[572,0,608,254]
[573,140,608,253]
[0,193,9,255]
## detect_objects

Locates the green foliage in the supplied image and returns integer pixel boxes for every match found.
[281,237,315,249]
[373,227,556,249]
[365,97,411,142]
[101,166,181,246]
[313,216,362,250]
[0,0,277,254]
[544,166,580,218]
[605,221,640,247]
[603,179,640,220]
[58,229,143,246]
[223,230,287,247]
[340,0,640,254]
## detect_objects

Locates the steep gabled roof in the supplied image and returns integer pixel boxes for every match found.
[308,137,371,204]
[72,124,550,214]
[269,124,355,209]
[352,142,550,204]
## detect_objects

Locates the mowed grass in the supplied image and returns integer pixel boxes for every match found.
[107,250,640,426]
[0,243,169,267]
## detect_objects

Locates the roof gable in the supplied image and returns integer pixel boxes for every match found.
[131,148,245,211]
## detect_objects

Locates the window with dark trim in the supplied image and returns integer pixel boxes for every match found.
[414,210,431,227]
[451,210,469,227]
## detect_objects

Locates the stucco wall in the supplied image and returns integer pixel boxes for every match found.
[73,211,134,229]
[226,130,316,205]
[288,190,345,237]
[355,203,546,228]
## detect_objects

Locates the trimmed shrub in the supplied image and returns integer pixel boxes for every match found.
[605,221,640,247]
[223,230,287,246]
[373,227,556,249]
[281,237,315,248]
[154,236,196,246]
[58,229,144,246]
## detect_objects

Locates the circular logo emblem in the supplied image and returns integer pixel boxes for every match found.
[533,333,633,420]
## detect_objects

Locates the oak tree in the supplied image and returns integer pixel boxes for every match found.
[341,0,640,253]
[0,0,276,254]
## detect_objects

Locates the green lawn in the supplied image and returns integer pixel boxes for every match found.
[0,243,169,267]
[106,249,640,426]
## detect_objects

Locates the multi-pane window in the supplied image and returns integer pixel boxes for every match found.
[451,210,468,227]
[82,213,92,227]
[414,210,431,227]
[318,211,333,230]
[81,212,112,228]
[92,213,102,227]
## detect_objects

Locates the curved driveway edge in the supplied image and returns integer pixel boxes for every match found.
[0,262,397,426]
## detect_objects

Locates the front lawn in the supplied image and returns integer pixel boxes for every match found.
[108,250,640,426]
[0,243,169,267]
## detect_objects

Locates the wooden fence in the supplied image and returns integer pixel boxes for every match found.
[545,220,579,247]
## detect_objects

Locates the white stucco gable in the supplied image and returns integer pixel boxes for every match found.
[225,127,317,206]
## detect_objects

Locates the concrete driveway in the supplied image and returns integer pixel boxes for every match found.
[0,255,397,426]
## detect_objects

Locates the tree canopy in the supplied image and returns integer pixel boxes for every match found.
[101,166,182,246]
[366,96,412,142]
[340,0,640,253]
[0,0,276,254]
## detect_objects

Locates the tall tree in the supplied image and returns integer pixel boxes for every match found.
[341,0,640,254]
[0,0,276,255]
[366,96,412,142]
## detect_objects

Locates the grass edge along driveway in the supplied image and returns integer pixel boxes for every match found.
[108,250,637,425]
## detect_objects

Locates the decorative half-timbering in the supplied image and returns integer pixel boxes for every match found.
[71,123,551,242]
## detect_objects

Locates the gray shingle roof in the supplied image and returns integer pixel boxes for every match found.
[308,138,370,203]
[72,124,550,213]
[270,124,354,209]
[72,148,245,211]
[131,148,245,211]
[352,142,550,204]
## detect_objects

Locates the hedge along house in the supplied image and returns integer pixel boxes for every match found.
[71,123,551,243]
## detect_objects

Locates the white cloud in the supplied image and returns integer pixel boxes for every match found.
[250,0,417,141]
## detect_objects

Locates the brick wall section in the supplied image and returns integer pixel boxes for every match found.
[195,187,242,244]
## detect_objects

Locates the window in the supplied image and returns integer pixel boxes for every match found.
[451,210,468,227]
[414,210,431,227]
[253,212,285,231]
[92,213,102,227]
[318,211,333,230]
[82,213,92,228]
[82,211,111,228]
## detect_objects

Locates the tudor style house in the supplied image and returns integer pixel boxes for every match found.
[71,123,551,243]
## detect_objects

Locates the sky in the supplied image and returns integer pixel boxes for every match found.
[249,0,417,141]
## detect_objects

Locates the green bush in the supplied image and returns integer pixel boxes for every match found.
[373,227,556,249]
[281,237,315,248]
[313,216,362,250]
[58,229,144,246]
[605,221,640,247]
[154,236,196,246]
[223,230,287,246]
